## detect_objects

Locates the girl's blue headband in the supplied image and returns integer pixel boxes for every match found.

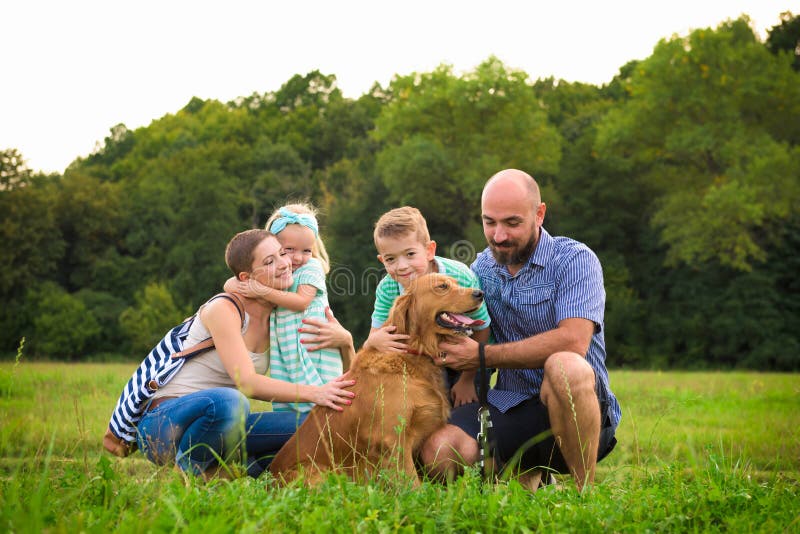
[269,207,319,237]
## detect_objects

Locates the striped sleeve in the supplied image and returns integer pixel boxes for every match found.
[293,258,326,294]
[554,247,605,329]
[370,275,401,328]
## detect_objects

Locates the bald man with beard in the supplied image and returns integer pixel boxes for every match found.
[421,169,620,491]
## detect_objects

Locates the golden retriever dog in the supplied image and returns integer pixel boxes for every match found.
[268,273,485,485]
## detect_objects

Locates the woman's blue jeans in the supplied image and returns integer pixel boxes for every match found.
[136,387,306,477]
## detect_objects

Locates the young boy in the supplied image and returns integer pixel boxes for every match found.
[365,206,491,406]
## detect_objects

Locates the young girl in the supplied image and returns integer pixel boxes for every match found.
[227,203,344,413]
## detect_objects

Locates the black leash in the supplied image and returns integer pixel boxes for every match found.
[476,342,496,483]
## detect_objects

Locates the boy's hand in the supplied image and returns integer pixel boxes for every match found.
[450,374,478,407]
[365,325,410,353]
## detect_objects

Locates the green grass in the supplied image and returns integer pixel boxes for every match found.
[1,363,798,533]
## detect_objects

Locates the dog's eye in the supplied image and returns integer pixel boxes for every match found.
[437,283,448,290]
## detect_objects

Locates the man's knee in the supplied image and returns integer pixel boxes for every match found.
[542,352,596,402]
[421,424,477,466]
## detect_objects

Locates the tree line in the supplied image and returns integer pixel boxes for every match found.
[2,13,798,370]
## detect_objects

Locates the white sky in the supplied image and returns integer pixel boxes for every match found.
[1,1,793,174]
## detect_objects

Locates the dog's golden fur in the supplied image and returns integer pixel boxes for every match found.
[268,273,484,485]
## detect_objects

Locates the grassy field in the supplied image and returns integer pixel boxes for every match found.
[1,362,798,532]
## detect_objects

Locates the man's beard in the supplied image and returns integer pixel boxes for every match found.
[489,233,537,266]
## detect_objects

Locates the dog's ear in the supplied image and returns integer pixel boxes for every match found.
[387,292,415,335]
[419,331,441,361]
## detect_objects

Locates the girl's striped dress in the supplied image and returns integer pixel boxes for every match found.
[269,257,343,412]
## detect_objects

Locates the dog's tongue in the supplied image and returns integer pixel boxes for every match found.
[449,313,485,327]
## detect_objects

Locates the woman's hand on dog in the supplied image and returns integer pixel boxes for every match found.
[310,375,356,411]
[364,325,411,353]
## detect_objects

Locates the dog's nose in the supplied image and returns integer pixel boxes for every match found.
[473,289,484,300]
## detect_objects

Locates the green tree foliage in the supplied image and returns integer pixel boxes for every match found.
[73,289,129,354]
[118,282,189,355]
[595,17,800,271]
[0,148,32,190]
[0,166,66,352]
[160,152,244,305]
[53,171,123,291]
[82,123,136,179]
[26,282,101,359]
[249,141,312,226]
[766,11,800,71]
[0,176,64,297]
[239,71,346,170]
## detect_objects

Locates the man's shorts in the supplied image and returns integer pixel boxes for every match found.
[449,391,617,474]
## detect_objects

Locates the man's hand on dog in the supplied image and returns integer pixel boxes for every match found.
[436,335,479,371]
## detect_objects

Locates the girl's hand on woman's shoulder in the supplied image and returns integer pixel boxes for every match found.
[238,278,273,300]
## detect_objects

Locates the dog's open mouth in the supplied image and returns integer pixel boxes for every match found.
[436,312,485,336]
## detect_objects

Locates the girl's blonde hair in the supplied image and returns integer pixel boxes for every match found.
[265,202,331,274]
